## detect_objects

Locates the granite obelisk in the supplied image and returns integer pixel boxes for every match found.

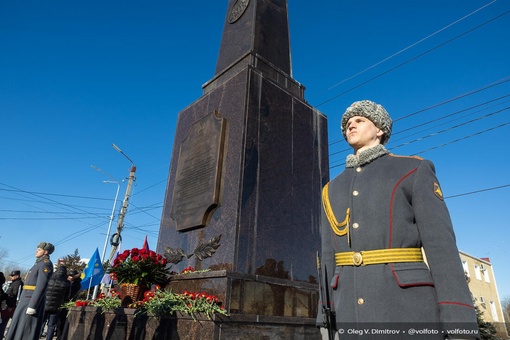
[158,0,328,337]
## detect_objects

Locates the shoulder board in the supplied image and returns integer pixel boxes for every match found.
[389,154,423,160]
[44,259,50,263]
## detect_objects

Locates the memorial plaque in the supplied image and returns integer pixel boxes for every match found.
[170,111,226,231]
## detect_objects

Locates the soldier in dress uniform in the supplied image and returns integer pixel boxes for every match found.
[318,100,479,339]
[6,242,54,340]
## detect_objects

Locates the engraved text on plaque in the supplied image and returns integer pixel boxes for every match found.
[170,111,226,231]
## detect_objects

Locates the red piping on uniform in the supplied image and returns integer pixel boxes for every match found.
[438,301,475,309]
[389,168,417,248]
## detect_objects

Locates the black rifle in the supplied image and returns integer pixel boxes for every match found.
[317,252,336,340]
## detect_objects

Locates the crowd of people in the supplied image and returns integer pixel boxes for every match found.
[0,242,82,340]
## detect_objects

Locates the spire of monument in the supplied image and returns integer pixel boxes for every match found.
[214,0,292,77]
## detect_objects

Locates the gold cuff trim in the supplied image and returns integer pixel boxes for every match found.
[23,285,36,290]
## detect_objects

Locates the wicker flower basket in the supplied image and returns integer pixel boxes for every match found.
[119,283,148,306]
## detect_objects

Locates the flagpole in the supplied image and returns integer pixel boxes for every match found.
[90,168,121,301]
[86,277,93,300]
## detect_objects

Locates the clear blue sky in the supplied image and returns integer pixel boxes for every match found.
[1,1,509,299]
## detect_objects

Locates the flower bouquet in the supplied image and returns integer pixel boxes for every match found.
[178,266,210,275]
[107,248,170,304]
[91,291,122,312]
[62,289,122,314]
[132,286,228,321]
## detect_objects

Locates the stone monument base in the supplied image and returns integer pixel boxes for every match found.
[202,314,320,339]
[166,270,321,339]
[63,306,320,340]
[63,271,321,339]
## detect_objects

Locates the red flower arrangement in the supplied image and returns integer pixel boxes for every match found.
[107,248,170,287]
[63,285,229,320]
[130,286,228,320]
[180,266,195,274]
[90,290,122,311]
[169,265,211,276]
[65,289,122,313]
[74,300,89,307]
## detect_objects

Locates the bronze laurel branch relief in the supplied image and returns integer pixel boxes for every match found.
[163,234,222,265]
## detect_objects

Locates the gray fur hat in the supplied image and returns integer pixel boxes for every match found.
[38,242,55,255]
[341,100,393,144]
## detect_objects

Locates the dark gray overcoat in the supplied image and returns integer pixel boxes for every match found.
[318,149,479,338]
[6,255,53,340]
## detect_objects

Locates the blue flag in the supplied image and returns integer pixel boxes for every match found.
[80,248,105,290]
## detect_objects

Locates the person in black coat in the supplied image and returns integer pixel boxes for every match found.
[4,271,23,311]
[67,270,82,302]
[1,270,24,340]
[43,266,70,340]
[0,272,7,339]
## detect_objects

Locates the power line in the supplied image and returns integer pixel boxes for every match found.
[0,196,113,212]
[328,86,510,158]
[56,222,107,245]
[330,121,510,169]
[316,9,510,108]
[131,179,167,196]
[0,174,169,263]
[0,182,109,220]
[0,187,113,202]
[129,202,161,221]
[326,0,498,92]
[0,209,96,215]
[390,106,510,151]
[0,216,102,221]
[394,77,510,123]
[391,95,510,142]
[0,178,167,223]
[327,77,510,146]
[413,121,510,155]
[445,184,510,199]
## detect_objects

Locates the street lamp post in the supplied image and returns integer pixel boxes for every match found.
[91,166,121,300]
[108,144,136,264]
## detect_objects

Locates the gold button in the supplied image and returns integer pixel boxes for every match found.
[353,190,359,196]
[352,223,359,229]
[356,167,362,172]
[358,298,364,305]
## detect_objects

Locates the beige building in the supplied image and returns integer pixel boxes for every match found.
[460,251,508,339]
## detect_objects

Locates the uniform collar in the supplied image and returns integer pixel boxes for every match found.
[35,254,50,263]
[346,144,389,168]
